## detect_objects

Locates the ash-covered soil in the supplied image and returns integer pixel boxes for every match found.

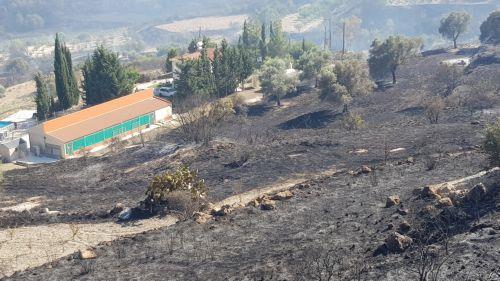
[1,46,499,280]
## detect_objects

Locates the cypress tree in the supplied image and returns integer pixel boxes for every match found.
[54,33,79,110]
[34,73,51,121]
[260,23,267,60]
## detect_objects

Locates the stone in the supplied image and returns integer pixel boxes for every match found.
[110,203,125,215]
[271,191,293,201]
[406,157,415,164]
[260,199,276,211]
[467,183,487,202]
[361,165,372,174]
[212,205,233,217]
[422,186,442,199]
[79,249,97,260]
[399,221,412,233]
[298,183,311,189]
[118,208,132,221]
[201,202,216,213]
[389,148,406,154]
[397,208,409,216]
[193,212,212,224]
[438,197,454,208]
[385,232,413,253]
[386,196,401,208]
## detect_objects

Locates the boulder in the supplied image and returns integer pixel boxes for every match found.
[386,196,401,208]
[422,186,441,199]
[212,205,233,217]
[79,249,97,260]
[260,199,276,211]
[406,157,415,164]
[361,165,372,174]
[118,208,132,221]
[193,212,212,224]
[467,183,487,202]
[271,191,293,201]
[397,208,409,216]
[110,203,125,215]
[437,197,453,208]
[399,221,412,233]
[385,232,413,253]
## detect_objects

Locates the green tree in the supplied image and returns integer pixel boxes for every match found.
[368,36,422,84]
[259,23,268,61]
[237,44,255,90]
[334,60,374,97]
[439,12,471,49]
[34,73,51,121]
[54,33,79,109]
[82,45,138,106]
[0,84,5,96]
[318,68,351,105]
[165,48,178,73]
[298,50,332,87]
[188,39,198,53]
[480,10,500,44]
[268,20,288,58]
[259,57,298,106]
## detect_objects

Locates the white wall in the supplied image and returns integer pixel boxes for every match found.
[154,106,172,123]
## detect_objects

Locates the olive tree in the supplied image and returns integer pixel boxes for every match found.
[480,10,500,44]
[259,58,298,106]
[334,60,374,97]
[318,68,351,105]
[439,12,471,49]
[298,50,332,87]
[368,36,422,84]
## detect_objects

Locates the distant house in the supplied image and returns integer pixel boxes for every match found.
[171,48,216,78]
[29,89,172,159]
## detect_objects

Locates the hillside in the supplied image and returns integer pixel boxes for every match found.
[0,45,499,280]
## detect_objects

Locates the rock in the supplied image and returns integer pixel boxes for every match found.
[406,157,415,164]
[201,202,216,213]
[385,232,413,253]
[422,186,441,199]
[348,170,357,176]
[260,199,276,211]
[249,199,260,207]
[386,196,401,208]
[110,203,125,215]
[361,165,372,174]
[193,212,212,224]
[467,183,487,202]
[397,208,409,216]
[399,221,412,233]
[118,208,132,221]
[438,197,454,208]
[387,223,394,230]
[271,191,293,201]
[212,205,232,217]
[79,249,97,260]
[298,183,311,189]
[40,208,50,214]
[389,148,406,154]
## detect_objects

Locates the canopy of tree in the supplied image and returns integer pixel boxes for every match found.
[368,36,422,84]
[54,34,79,110]
[480,10,500,44]
[34,73,52,121]
[259,57,298,106]
[82,46,139,106]
[439,12,471,48]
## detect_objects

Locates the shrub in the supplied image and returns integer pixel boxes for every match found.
[146,166,207,206]
[424,97,445,124]
[484,121,500,165]
[342,111,364,131]
[334,59,374,97]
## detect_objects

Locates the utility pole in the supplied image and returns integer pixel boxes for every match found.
[342,21,346,56]
[324,24,327,50]
[329,18,332,51]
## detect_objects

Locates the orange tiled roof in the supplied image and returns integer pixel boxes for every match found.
[174,48,216,62]
[43,89,171,143]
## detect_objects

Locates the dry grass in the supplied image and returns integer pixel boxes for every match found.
[0,81,36,119]
[155,14,248,33]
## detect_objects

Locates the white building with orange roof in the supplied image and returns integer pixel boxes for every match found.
[29,89,172,159]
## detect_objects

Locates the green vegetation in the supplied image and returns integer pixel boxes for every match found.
[334,60,374,97]
[34,73,52,121]
[259,57,298,106]
[82,46,139,106]
[318,68,350,105]
[6,58,29,76]
[439,12,471,49]
[298,50,332,87]
[54,34,79,110]
[368,36,423,84]
[164,48,178,73]
[147,166,207,205]
[480,10,500,44]
[484,121,500,166]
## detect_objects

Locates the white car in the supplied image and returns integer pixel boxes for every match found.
[158,87,176,98]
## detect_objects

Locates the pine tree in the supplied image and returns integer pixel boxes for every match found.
[34,73,51,121]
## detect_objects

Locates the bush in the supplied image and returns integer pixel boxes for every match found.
[146,166,207,206]
[342,112,364,131]
[424,97,445,124]
[484,121,500,165]
[0,85,5,98]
